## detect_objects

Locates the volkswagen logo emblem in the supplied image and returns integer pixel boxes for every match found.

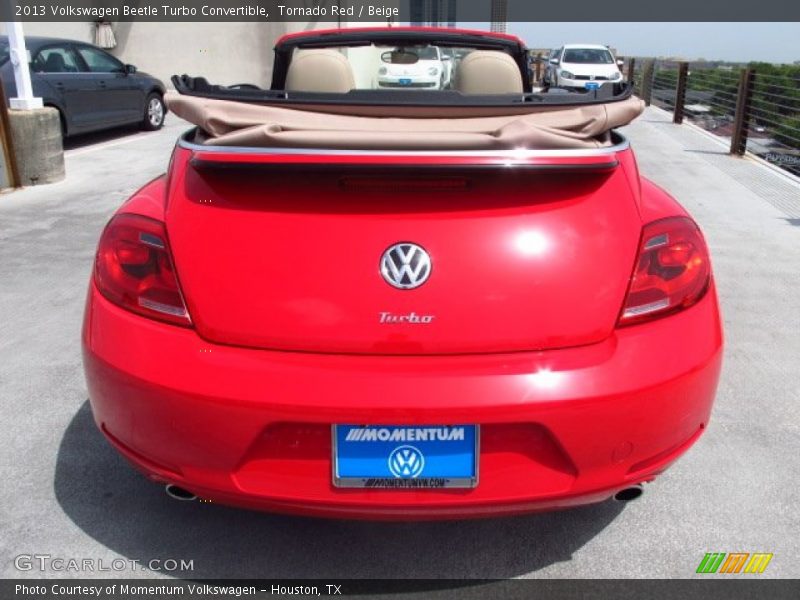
[388,445,425,478]
[380,243,431,290]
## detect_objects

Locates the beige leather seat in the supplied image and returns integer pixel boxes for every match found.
[456,51,524,94]
[285,49,356,93]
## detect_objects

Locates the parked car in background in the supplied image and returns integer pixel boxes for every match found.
[549,44,623,89]
[377,45,451,90]
[439,47,455,88]
[0,36,167,136]
[542,48,560,86]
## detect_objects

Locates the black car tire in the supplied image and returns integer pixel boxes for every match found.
[142,93,165,131]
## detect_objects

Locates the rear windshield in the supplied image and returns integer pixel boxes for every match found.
[563,48,614,64]
[172,32,635,109]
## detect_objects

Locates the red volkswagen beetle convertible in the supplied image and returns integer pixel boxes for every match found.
[82,28,722,519]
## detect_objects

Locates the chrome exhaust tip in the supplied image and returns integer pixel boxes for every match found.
[165,484,197,502]
[613,484,644,502]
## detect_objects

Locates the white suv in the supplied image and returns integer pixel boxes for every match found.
[549,44,623,90]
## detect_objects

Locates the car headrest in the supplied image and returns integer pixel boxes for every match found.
[285,49,356,93]
[44,53,67,73]
[456,51,524,94]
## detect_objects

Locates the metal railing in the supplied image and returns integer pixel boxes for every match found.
[628,58,800,176]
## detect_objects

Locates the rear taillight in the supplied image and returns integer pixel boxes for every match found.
[618,216,710,326]
[94,213,191,327]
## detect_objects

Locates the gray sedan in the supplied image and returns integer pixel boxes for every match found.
[1,36,167,136]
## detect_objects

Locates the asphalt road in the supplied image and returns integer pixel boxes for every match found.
[1,109,798,581]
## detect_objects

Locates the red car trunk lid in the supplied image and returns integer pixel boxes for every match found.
[165,146,641,354]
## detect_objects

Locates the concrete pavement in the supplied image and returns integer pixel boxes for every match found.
[0,108,798,580]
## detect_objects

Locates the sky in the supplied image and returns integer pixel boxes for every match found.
[461,22,800,64]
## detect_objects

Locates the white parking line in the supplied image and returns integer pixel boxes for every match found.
[65,132,155,157]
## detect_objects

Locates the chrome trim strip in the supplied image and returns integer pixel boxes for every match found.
[178,129,630,159]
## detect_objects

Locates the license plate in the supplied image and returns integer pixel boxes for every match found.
[333,425,478,489]
[585,81,600,90]
[399,78,412,85]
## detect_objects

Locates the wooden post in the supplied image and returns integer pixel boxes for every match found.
[627,57,636,84]
[731,68,755,156]
[535,52,542,84]
[640,60,655,106]
[673,62,689,124]
[0,77,22,189]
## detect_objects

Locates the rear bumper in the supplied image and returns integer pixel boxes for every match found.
[83,281,722,520]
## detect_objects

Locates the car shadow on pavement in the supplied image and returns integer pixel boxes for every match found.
[62,126,145,151]
[55,402,624,579]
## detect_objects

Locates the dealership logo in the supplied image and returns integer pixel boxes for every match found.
[696,553,773,574]
[380,243,431,289]
[13,554,194,572]
[388,445,425,478]
[345,427,465,443]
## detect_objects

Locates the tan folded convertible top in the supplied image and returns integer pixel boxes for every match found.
[166,93,644,151]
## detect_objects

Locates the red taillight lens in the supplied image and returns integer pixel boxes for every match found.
[618,216,710,326]
[94,214,191,327]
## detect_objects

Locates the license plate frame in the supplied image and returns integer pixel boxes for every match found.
[332,425,479,489]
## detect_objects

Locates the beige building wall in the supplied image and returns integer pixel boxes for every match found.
[19,21,95,43]
[107,22,284,88]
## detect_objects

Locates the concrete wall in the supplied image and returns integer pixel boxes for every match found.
[19,21,95,44]
[106,22,286,88]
